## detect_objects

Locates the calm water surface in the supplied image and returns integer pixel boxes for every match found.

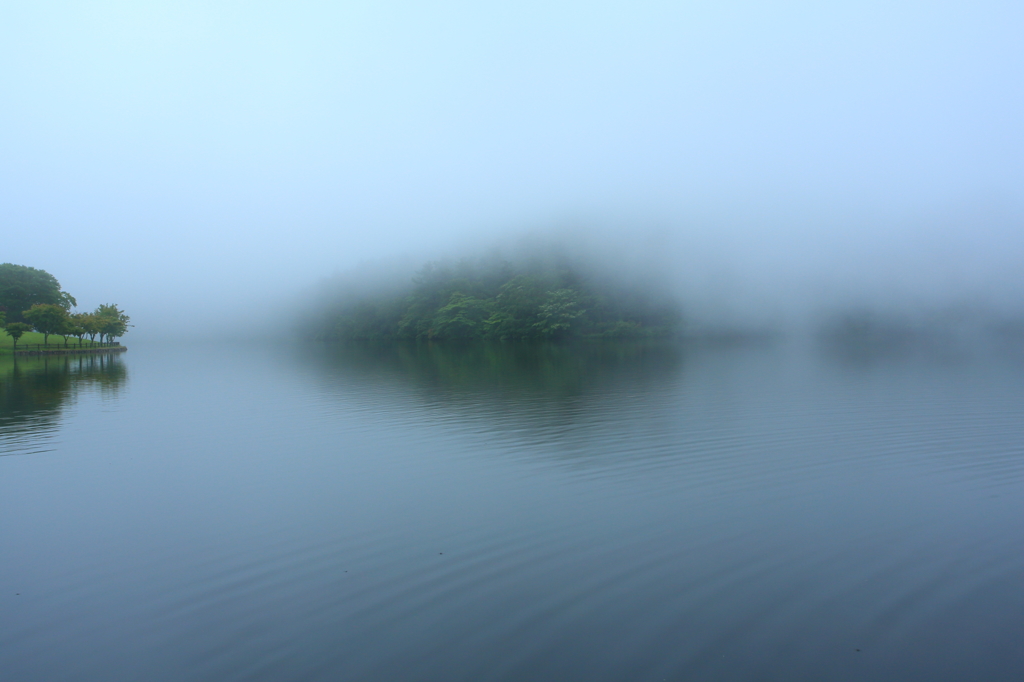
[2,340,1023,681]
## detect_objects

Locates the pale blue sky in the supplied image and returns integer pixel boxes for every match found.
[2,1,1022,331]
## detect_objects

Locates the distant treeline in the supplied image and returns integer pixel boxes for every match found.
[315,255,682,342]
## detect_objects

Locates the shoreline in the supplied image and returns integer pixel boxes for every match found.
[11,346,128,357]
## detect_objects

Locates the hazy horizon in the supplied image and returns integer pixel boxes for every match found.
[3,1,1022,338]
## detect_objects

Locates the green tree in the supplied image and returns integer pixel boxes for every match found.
[0,264,76,324]
[23,304,70,346]
[68,313,90,346]
[534,288,587,338]
[77,313,100,342]
[484,276,547,340]
[5,322,32,350]
[95,304,130,343]
[316,252,682,342]
[430,292,493,339]
[58,316,81,347]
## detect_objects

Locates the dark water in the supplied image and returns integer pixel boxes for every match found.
[2,340,1023,681]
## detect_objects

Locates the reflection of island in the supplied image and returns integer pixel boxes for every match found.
[301,341,687,460]
[302,337,1024,483]
[300,340,698,472]
[0,353,127,456]
[310,340,684,398]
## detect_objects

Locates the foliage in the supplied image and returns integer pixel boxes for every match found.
[23,304,69,346]
[77,313,101,342]
[4,322,33,349]
[318,256,681,342]
[67,314,85,343]
[535,288,586,338]
[0,265,131,349]
[94,304,131,342]
[431,293,494,339]
[0,263,76,324]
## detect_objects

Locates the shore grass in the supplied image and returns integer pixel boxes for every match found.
[0,330,112,354]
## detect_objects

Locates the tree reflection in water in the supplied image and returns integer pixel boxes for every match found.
[0,353,127,456]
[311,339,685,398]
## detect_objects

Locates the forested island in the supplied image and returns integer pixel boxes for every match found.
[0,263,130,353]
[314,254,682,342]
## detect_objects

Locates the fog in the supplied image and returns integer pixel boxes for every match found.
[2,1,1022,339]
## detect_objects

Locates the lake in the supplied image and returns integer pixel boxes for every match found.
[2,338,1023,681]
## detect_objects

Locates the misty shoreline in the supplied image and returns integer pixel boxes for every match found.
[9,345,128,357]
[310,249,683,343]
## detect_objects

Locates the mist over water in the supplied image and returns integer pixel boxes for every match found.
[2,2,1022,335]
[3,3,1024,681]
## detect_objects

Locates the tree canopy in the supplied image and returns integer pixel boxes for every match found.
[0,263,76,324]
[22,304,68,346]
[316,256,681,342]
[1,264,131,349]
[94,304,131,342]
[4,322,32,349]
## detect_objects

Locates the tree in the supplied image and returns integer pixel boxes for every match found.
[0,264,76,324]
[5,322,32,350]
[430,292,493,339]
[484,276,547,340]
[95,304,130,343]
[534,288,586,338]
[68,313,90,346]
[78,313,100,342]
[59,316,83,347]
[22,304,70,346]
[316,251,682,342]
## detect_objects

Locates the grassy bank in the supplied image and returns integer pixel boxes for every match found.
[0,329,115,354]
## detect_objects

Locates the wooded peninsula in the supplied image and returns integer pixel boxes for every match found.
[0,263,130,353]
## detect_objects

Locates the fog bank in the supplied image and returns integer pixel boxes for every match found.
[2,1,1021,339]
